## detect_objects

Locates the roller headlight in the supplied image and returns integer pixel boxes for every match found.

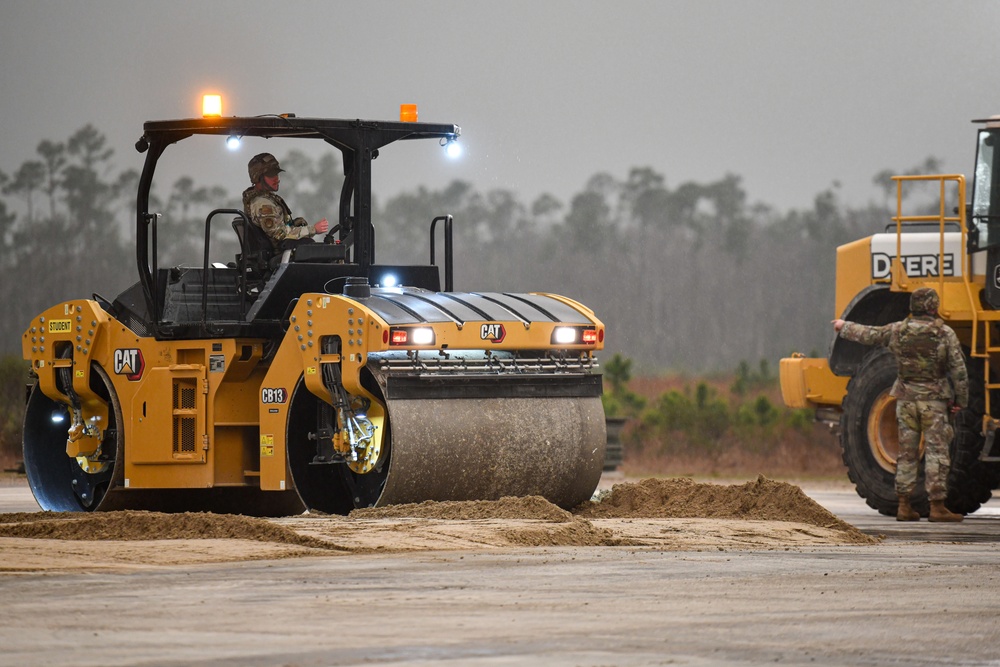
[389,327,436,346]
[551,326,600,345]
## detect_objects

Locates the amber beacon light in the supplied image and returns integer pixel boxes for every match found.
[202,94,223,118]
[400,104,418,122]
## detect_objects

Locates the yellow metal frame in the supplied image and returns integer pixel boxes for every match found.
[779,354,849,409]
[25,291,605,495]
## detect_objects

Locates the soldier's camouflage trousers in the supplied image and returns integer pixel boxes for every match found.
[895,399,952,501]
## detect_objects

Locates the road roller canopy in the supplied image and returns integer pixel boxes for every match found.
[128,113,461,340]
[134,113,460,261]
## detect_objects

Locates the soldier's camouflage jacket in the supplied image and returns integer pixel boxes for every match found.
[242,187,314,248]
[839,316,969,405]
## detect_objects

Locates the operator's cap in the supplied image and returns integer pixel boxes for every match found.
[248,152,284,183]
[910,287,940,315]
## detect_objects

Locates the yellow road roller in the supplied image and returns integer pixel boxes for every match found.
[21,105,606,516]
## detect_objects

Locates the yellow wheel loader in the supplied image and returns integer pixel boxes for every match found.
[21,110,606,516]
[780,116,1000,517]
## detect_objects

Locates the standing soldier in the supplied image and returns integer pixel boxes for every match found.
[833,287,968,522]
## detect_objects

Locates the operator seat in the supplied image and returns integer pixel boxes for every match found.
[232,217,277,294]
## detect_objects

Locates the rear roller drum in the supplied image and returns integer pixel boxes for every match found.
[22,363,123,512]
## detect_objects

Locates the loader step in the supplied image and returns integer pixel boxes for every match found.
[980,428,1000,462]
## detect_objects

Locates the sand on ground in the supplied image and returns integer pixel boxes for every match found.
[0,476,876,572]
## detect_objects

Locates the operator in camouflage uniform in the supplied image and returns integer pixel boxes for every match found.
[833,287,968,522]
[242,153,329,250]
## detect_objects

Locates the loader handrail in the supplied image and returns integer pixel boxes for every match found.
[891,174,968,292]
[890,174,979,353]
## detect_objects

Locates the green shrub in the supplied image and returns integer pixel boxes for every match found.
[753,395,779,427]
[634,361,817,457]
[0,356,30,464]
[640,382,731,449]
[786,408,815,430]
[730,358,777,396]
[603,353,632,394]
[602,353,646,418]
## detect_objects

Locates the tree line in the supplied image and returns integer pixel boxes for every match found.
[0,125,937,372]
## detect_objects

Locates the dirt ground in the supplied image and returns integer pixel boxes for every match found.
[3,475,1000,666]
[0,476,874,572]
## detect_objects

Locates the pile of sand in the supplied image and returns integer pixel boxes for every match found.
[578,476,840,524]
[575,475,873,543]
[0,510,337,550]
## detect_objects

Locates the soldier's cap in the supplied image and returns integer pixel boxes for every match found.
[910,287,940,315]
[248,153,284,183]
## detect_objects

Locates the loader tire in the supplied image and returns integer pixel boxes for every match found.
[840,348,928,516]
[945,356,998,515]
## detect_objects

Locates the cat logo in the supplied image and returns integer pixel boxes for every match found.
[480,323,506,343]
[114,348,145,381]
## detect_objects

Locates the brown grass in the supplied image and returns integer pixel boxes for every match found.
[621,428,847,481]
[617,374,846,481]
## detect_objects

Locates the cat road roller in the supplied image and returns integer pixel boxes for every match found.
[21,104,606,516]
[780,115,1000,517]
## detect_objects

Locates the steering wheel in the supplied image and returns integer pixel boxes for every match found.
[323,218,355,248]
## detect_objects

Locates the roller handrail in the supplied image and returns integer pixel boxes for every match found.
[429,215,454,291]
[201,208,249,330]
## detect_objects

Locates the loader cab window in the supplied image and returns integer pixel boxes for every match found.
[971,129,1000,250]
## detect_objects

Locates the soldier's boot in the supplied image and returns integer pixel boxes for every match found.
[928,500,963,523]
[896,495,920,522]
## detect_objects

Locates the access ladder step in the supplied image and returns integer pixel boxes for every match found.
[981,428,1000,462]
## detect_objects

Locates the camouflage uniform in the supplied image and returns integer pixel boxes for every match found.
[242,152,316,250]
[838,290,969,501]
[241,187,315,249]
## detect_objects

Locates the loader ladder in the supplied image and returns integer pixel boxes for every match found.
[979,322,1000,461]
[891,174,1000,461]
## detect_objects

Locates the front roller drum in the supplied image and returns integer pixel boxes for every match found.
[378,396,606,509]
[287,385,606,513]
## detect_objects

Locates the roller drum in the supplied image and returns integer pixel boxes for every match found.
[377,396,606,509]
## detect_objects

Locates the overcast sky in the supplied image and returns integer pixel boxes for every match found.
[2,0,999,214]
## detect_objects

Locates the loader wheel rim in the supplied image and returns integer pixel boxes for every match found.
[866,391,898,473]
